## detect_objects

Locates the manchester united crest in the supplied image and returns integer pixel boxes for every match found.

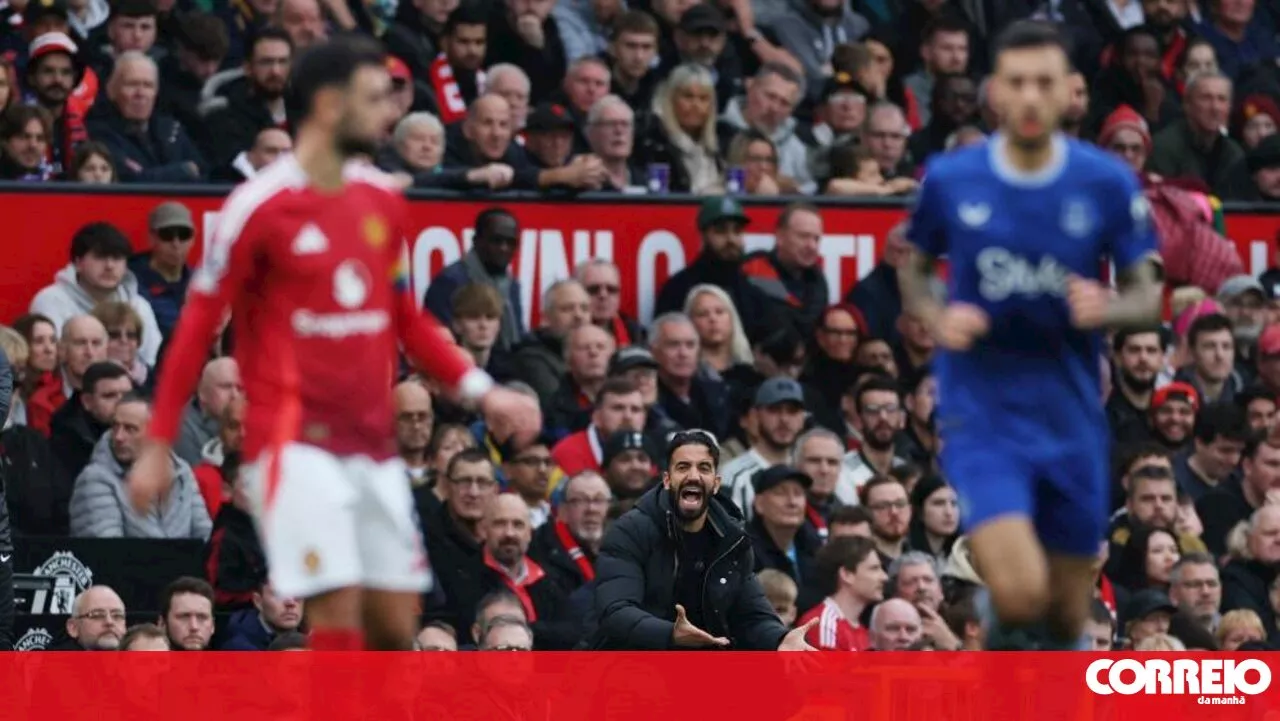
[363,215,388,249]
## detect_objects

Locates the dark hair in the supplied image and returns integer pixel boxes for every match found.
[1236,385,1278,414]
[70,141,116,181]
[287,34,386,123]
[1174,37,1215,75]
[121,623,168,650]
[829,504,872,527]
[159,576,215,618]
[922,14,969,43]
[612,9,659,39]
[889,461,923,485]
[221,450,242,487]
[475,207,516,239]
[942,587,980,640]
[428,422,476,459]
[855,376,901,414]
[70,222,132,261]
[1114,442,1170,478]
[1242,432,1280,460]
[597,377,640,405]
[665,429,721,469]
[903,368,934,396]
[1168,609,1219,651]
[13,313,55,345]
[1186,313,1233,347]
[112,0,157,19]
[176,12,230,61]
[750,323,805,365]
[268,631,309,650]
[993,20,1070,62]
[1089,597,1114,627]
[1116,24,1159,60]
[858,474,904,506]
[1127,463,1175,498]
[475,589,525,622]
[813,536,879,596]
[248,26,293,60]
[117,390,151,409]
[444,2,487,35]
[1,103,51,143]
[775,202,821,231]
[1112,325,1166,354]
[1193,401,1252,446]
[82,360,131,395]
[445,446,492,479]
[1112,526,1180,590]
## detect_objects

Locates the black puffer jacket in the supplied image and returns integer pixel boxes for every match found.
[587,485,787,650]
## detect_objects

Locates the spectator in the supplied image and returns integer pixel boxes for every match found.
[869,596,923,650]
[221,581,304,650]
[529,470,611,592]
[449,283,515,381]
[741,203,828,337]
[1122,588,1176,647]
[551,377,645,476]
[768,0,868,108]
[1107,327,1165,437]
[907,476,958,558]
[174,357,243,467]
[576,259,642,349]
[87,51,206,183]
[806,72,868,186]
[1082,597,1116,650]
[30,222,163,367]
[558,57,610,151]
[70,392,211,539]
[797,535,885,650]
[214,126,292,182]
[1226,135,1280,202]
[861,475,911,565]
[1220,504,1280,618]
[382,111,444,174]
[478,615,535,650]
[48,360,132,484]
[0,104,53,181]
[722,63,812,192]
[205,451,267,610]
[633,63,730,194]
[758,569,799,626]
[585,95,643,192]
[863,101,914,180]
[1174,402,1250,503]
[604,11,661,112]
[908,72,979,164]
[1197,431,1280,557]
[202,28,291,170]
[665,4,743,112]
[726,129,785,195]
[1234,94,1279,151]
[1175,313,1241,405]
[120,623,170,650]
[395,380,436,486]
[25,32,89,175]
[723,377,806,517]
[70,141,116,182]
[128,201,194,343]
[26,315,107,436]
[424,208,524,352]
[158,13,228,157]
[903,17,970,127]
[600,429,656,515]
[606,346,680,452]
[1195,0,1277,82]
[86,0,160,82]
[91,301,150,389]
[795,427,859,523]
[423,448,500,632]
[158,577,216,651]
[1169,552,1223,634]
[523,101,579,169]
[54,585,127,650]
[894,312,934,391]
[217,0,276,66]
[192,395,245,517]
[511,279,590,401]
[383,0,454,85]
[1147,71,1243,194]
[486,0,567,103]
[845,222,907,344]
[415,621,458,651]
[486,63,532,132]
[843,376,908,485]
[829,504,873,540]
[274,0,328,51]
[650,313,731,440]
[749,465,824,611]
[1111,525,1182,592]
[385,56,416,123]
[1216,608,1267,650]
[553,0,619,63]
[467,589,529,648]
[587,429,815,649]
[653,196,763,327]
[897,371,938,466]
[684,284,753,375]
[430,4,488,125]
[501,434,555,528]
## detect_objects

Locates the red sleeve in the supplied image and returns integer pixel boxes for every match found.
[149,192,261,443]
[385,193,492,402]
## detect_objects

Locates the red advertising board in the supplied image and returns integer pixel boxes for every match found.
[2,188,1277,326]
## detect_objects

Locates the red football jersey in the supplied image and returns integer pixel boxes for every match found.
[799,598,870,652]
[151,157,489,461]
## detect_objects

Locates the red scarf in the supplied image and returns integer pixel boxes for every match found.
[430,54,482,124]
[610,315,631,347]
[554,520,596,582]
[1097,575,1117,619]
[483,548,547,622]
[805,504,828,541]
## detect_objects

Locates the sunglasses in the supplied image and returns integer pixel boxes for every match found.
[108,329,140,342]
[586,283,620,296]
[157,227,194,242]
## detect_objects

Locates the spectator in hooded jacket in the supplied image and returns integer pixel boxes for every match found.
[204,451,267,610]
[220,580,304,650]
[87,51,205,183]
[202,28,291,170]
[29,222,163,367]
[69,392,212,539]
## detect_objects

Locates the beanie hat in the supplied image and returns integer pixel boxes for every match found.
[1098,105,1152,153]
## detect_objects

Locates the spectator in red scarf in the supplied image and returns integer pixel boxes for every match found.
[27,315,107,436]
[529,470,610,593]
[551,377,645,476]
[24,32,89,176]
[430,4,487,124]
[577,259,644,349]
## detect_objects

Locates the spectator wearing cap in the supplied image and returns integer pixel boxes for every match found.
[30,222,163,367]
[87,52,205,183]
[202,28,291,170]
[721,64,813,193]
[662,4,744,112]
[215,125,291,182]
[530,470,611,593]
[805,72,866,184]
[424,207,525,352]
[384,55,418,121]
[1217,274,1268,365]
[429,4,488,125]
[722,377,807,519]
[585,94,643,192]
[25,32,89,175]
[1198,433,1280,558]
[1232,93,1278,151]
[1173,313,1242,407]
[1122,588,1177,647]
[1122,380,1200,449]
[523,101,578,169]
[1223,134,1280,202]
[158,13,228,156]
[603,10,661,113]
[607,346,681,455]
[766,0,868,109]
[128,201,195,342]
[550,377,645,477]
[748,465,824,612]
[0,104,53,180]
[1148,72,1243,195]
[555,56,610,153]
[599,430,656,516]
[485,0,567,105]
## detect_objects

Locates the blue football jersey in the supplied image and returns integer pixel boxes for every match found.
[908,133,1158,436]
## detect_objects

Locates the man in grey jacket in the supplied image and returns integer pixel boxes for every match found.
[766,0,868,107]
[174,357,243,467]
[70,392,211,540]
[721,63,817,193]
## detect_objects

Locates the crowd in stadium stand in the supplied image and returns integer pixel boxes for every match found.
[0,0,1279,653]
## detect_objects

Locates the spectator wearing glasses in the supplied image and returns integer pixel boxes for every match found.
[585,94,643,192]
[577,259,642,349]
[501,434,557,528]
[860,475,912,566]
[530,470,611,593]
[478,615,535,650]
[1168,552,1223,634]
[862,100,914,181]
[726,129,785,195]
[843,376,908,487]
[53,585,127,650]
[423,448,500,632]
[129,201,195,343]
[91,301,150,389]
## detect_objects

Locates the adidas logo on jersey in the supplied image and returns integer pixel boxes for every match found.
[293,225,329,255]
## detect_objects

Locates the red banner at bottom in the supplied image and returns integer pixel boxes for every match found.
[5,653,1275,720]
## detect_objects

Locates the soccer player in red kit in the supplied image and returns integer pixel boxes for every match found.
[128,35,540,651]
[798,536,887,651]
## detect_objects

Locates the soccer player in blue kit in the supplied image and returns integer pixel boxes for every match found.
[901,21,1163,650]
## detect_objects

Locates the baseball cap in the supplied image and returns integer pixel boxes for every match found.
[754,376,804,407]
[696,196,749,230]
[678,3,726,34]
[602,430,650,468]
[752,465,813,495]
[608,346,658,376]
[1151,382,1200,413]
[28,32,77,63]
[23,0,69,25]
[1260,325,1280,357]
[1218,274,1266,303]
[149,201,195,231]
[385,55,412,83]
[820,71,863,103]
[1124,589,1176,621]
[524,102,576,134]
[1247,134,1280,175]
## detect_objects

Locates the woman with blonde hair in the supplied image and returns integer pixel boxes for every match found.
[684,284,752,374]
[0,326,30,426]
[1217,609,1267,650]
[633,63,732,194]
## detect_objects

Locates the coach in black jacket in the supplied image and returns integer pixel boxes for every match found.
[587,430,817,650]
[0,348,14,650]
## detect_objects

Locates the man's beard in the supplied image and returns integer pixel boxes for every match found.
[864,424,896,451]
[1121,369,1157,393]
[669,480,710,521]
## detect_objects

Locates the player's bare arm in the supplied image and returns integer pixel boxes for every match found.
[898,242,991,351]
[1066,254,1164,331]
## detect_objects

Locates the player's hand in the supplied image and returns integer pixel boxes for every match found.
[777,617,819,651]
[128,441,174,514]
[1066,275,1111,330]
[671,604,731,648]
[934,302,990,351]
[480,387,542,449]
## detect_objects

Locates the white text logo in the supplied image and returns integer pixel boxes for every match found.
[976,248,1067,302]
[291,309,389,338]
[1085,659,1271,697]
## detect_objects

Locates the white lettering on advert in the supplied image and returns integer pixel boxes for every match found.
[291,309,390,338]
[1085,659,1271,697]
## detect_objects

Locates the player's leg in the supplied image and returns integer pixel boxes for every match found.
[245,443,364,650]
[352,456,433,650]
